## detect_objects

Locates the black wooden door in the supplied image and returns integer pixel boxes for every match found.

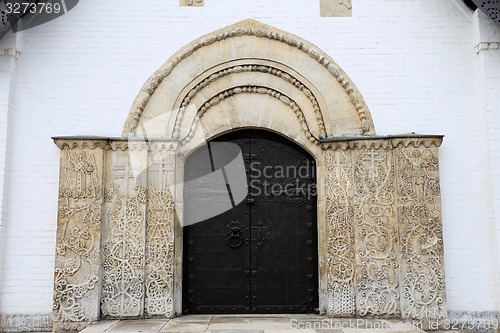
[183,130,318,314]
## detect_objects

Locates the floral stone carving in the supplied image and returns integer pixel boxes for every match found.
[53,148,104,332]
[322,136,445,321]
[52,133,445,331]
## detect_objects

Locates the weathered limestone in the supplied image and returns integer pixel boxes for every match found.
[320,0,352,17]
[53,140,106,332]
[51,20,447,332]
[179,0,204,7]
[322,136,446,321]
[124,19,375,139]
[52,139,178,331]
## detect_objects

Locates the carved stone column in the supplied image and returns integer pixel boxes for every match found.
[144,141,178,317]
[52,139,107,332]
[394,137,446,321]
[351,142,400,318]
[100,140,148,318]
[322,135,446,321]
[324,148,356,316]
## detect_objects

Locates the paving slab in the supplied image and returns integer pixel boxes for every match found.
[77,316,428,333]
[106,319,168,333]
[79,320,119,333]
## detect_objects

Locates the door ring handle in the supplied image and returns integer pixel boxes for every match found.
[227,231,243,248]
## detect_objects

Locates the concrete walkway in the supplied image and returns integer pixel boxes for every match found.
[79,315,427,333]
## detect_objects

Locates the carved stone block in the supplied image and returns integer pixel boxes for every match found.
[144,143,177,317]
[395,146,447,320]
[179,0,204,7]
[322,136,445,321]
[100,144,148,318]
[320,0,352,17]
[52,144,105,332]
[325,149,356,316]
[352,148,400,317]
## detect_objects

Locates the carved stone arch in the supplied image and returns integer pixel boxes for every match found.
[123,19,376,140]
[51,18,447,332]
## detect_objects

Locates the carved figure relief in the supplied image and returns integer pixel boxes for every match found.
[53,149,103,332]
[61,151,100,201]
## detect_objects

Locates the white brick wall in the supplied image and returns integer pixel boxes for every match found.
[474,10,500,313]
[0,0,499,317]
[0,30,21,313]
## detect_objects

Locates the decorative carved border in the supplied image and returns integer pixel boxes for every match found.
[321,136,443,151]
[180,86,320,145]
[53,138,179,152]
[124,20,373,135]
[172,64,326,139]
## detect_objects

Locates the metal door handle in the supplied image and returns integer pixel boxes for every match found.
[227,230,243,248]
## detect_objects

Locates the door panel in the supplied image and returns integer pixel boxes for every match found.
[183,130,318,314]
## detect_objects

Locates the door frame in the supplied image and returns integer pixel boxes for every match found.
[174,128,325,316]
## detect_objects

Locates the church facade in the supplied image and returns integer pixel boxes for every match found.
[0,1,499,332]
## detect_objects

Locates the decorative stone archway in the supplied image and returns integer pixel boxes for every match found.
[52,19,446,332]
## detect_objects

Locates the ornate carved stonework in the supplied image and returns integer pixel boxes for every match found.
[353,148,400,317]
[123,20,373,137]
[101,184,147,317]
[320,0,353,17]
[396,146,446,320]
[181,86,319,145]
[325,149,356,316]
[172,65,327,140]
[101,147,148,318]
[179,0,204,6]
[53,148,104,332]
[322,136,445,321]
[144,144,177,317]
[52,24,446,330]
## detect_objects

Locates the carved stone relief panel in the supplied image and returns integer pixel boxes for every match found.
[395,145,446,320]
[320,0,352,17]
[179,0,204,7]
[352,148,400,317]
[52,142,105,332]
[322,136,445,321]
[325,149,356,316]
[144,142,178,317]
[100,142,148,318]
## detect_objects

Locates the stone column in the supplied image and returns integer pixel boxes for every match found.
[394,137,446,321]
[52,139,107,332]
[324,147,356,316]
[100,140,148,318]
[351,141,400,317]
[144,141,178,318]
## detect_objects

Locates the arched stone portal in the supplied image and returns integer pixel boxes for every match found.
[52,19,446,332]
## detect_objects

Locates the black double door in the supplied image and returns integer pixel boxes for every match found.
[183,130,318,314]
